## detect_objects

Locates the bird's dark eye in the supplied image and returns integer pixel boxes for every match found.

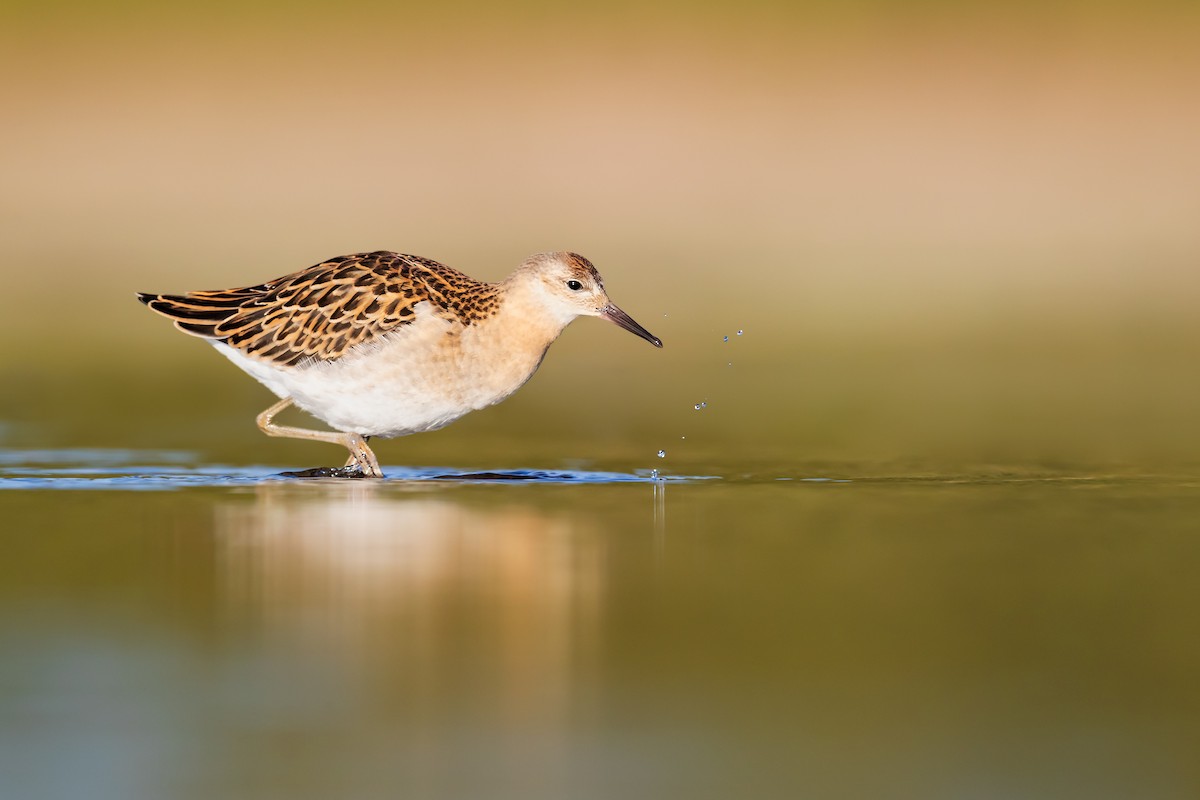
[567,280,583,291]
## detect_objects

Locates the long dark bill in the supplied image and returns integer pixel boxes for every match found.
[602,304,663,348]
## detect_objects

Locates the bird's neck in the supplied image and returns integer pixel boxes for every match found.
[493,276,575,352]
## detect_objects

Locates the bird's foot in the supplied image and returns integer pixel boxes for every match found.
[280,465,373,479]
[344,435,384,478]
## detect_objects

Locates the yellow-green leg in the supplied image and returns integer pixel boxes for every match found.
[256,397,384,478]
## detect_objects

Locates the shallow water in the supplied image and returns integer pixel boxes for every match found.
[2,448,1199,799]
[0,448,698,490]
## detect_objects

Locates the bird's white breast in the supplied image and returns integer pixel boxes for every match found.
[212,301,554,437]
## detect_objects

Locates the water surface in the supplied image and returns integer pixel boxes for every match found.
[2,449,1198,799]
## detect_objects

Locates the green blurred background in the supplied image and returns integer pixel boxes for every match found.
[1,0,1198,471]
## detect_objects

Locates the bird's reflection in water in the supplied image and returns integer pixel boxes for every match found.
[213,483,607,747]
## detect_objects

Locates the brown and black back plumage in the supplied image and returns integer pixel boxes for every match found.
[137,252,502,367]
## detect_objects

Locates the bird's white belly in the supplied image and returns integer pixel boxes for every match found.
[287,362,482,436]
[212,308,549,437]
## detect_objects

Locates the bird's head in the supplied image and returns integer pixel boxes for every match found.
[512,252,662,348]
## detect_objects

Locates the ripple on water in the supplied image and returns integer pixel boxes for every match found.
[0,448,705,491]
[2,449,1181,491]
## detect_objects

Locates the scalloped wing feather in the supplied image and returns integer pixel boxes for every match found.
[137,252,501,367]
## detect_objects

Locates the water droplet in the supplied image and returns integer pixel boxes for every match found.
[694,403,702,410]
[656,449,665,458]
[737,329,744,336]
[727,362,732,366]
[681,436,686,440]
[723,335,729,342]
[650,468,659,480]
